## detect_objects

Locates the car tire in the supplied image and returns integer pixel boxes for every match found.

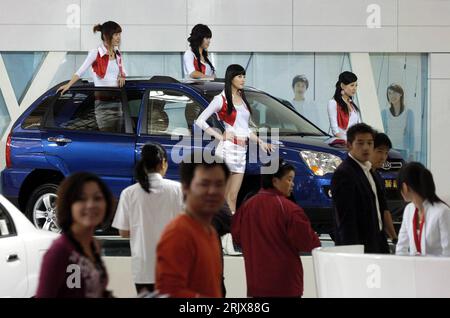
[25,183,60,233]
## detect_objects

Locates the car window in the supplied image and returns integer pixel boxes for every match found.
[46,90,132,134]
[0,204,16,238]
[245,91,324,136]
[22,96,52,130]
[146,90,204,136]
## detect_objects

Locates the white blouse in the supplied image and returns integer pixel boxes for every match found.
[183,50,215,78]
[327,99,361,139]
[396,200,450,257]
[195,91,251,138]
[75,44,128,87]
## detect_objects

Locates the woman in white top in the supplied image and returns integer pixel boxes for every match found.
[381,83,415,161]
[327,71,362,139]
[396,162,450,256]
[58,21,127,93]
[112,143,184,294]
[57,21,127,132]
[195,64,273,214]
[183,24,215,79]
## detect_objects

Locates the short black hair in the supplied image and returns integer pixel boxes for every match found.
[261,159,296,189]
[346,123,375,144]
[374,132,392,149]
[292,75,309,89]
[179,151,230,188]
[56,172,114,233]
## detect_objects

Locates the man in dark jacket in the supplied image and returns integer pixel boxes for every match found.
[331,123,389,254]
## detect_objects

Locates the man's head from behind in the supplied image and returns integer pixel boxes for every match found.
[369,132,392,169]
[180,152,230,219]
[346,123,376,162]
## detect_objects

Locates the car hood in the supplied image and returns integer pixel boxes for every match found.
[272,135,347,157]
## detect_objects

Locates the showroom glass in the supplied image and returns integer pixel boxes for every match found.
[370,53,428,164]
[0,51,426,164]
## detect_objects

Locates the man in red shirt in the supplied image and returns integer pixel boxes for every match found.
[155,152,230,298]
[232,159,320,297]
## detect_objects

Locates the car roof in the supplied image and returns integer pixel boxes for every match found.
[60,76,260,95]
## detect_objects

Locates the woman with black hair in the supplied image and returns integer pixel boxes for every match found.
[58,21,127,94]
[183,24,215,79]
[112,143,183,294]
[396,162,450,256]
[195,64,273,214]
[36,172,114,297]
[327,71,362,139]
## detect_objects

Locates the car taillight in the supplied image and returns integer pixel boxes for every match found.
[6,131,12,168]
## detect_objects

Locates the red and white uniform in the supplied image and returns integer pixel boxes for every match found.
[327,99,361,139]
[75,44,127,87]
[195,91,251,173]
[183,50,215,78]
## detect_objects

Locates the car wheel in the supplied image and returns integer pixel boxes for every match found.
[26,183,60,233]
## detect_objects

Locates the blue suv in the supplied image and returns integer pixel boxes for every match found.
[2,76,405,233]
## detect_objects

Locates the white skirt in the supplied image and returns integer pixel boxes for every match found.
[216,140,247,173]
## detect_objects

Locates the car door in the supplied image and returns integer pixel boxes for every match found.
[40,88,142,197]
[136,88,218,181]
[0,204,27,297]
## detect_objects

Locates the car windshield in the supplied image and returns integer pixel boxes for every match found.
[204,90,326,136]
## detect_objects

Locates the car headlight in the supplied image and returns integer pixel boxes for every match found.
[300,150,342,176]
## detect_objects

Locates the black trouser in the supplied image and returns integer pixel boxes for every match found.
[135,283,155,294]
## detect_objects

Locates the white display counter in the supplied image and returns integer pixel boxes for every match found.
[312,245,450,298]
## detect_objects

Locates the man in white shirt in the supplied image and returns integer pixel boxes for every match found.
[330,123,390,254]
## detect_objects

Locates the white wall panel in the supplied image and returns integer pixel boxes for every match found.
[293,0,397,26]
[0,0,79,25]
[0,26,80,51]
[207,26,292,52]
[81,25,187,52]
[81,0,187,25]
[399,27,450,52]
[293,26,397,52]
[430,53,450,79]
[399,0,450,26]
[429,77,450,203]
[188,0,292,25]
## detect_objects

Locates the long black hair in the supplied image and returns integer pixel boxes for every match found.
[135,143,168,193]
[387,83,405,116]
[224,64,252,115]
[397,162,447,206]
[333,71,360,115]
[93,21,122,47]
[187,24,215,73]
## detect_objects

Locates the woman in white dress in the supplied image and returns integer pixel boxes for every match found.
[327,71,362,140]
[396,162,450,256]
[195,64,273,214]
[183,24,215,79]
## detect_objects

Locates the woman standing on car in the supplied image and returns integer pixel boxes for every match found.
[396,162,450,256]
[36,172,114,298]
[183,24,216,79]
[58,21,127,93]
[57,21,127,132]
[327,71,362,140]
[195,64,273,214]
[112,143,184,295]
